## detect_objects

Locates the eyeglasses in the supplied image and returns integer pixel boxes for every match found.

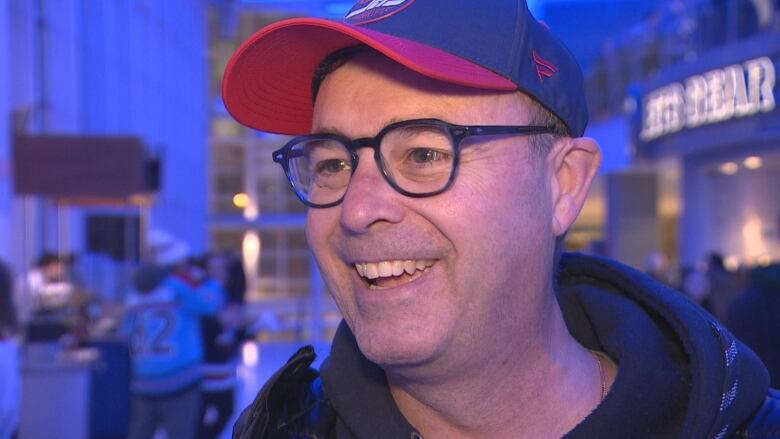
[272,118,554,208]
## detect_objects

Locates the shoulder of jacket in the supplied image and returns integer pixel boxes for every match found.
[233,346,335,439]
[735,388,780,438]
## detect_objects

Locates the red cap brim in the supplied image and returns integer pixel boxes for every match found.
[222,18,516,135]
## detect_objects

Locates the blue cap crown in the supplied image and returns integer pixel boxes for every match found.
[345,0,588,136]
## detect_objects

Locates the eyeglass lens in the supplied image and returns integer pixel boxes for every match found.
[286,123,455,206]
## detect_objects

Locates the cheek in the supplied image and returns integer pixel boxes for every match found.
[435,168,497,219]
[444,166,553,276]
[305,209,341,277]
[305,209,334,250]
[498,176,553,258]
[448,162,551,232]
[306,210,357,314]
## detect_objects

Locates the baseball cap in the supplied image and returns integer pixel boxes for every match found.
[222,0,588,137]
[155,241,191,266]
[147,228,175,249]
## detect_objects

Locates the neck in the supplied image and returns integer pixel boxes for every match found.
[387,298,607,439]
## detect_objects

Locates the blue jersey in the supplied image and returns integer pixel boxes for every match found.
[124,276,223,395]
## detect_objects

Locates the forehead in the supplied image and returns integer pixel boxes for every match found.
[311,53,535,135]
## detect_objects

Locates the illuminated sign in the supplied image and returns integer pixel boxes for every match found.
[640,57,776,141]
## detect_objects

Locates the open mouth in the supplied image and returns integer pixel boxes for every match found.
[354,260,434,289]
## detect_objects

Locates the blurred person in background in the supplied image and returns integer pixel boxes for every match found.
[727,263,780,387]
[124,240,223,439]
[18,253,70,316]
[0,259,20,439]
[198,251,247,439]
[707,252,746,322]
[17,252,76,342]
[776,0,780,28]
[644,251,673,286]
[679,263,713,313]
[18,252,94,345]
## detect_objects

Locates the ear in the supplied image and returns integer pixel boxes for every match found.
[548,137,601,237]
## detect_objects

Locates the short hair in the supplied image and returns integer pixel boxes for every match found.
[311,45,569,279]
[527,104,570,158]
[311,45,371,103]
[36,252,61,268]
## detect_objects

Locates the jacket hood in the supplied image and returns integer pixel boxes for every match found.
[556,253,769,438]
[320,253,770,439]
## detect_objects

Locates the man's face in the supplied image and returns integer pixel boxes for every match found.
[43,261,66,281]
[307,54,557,370]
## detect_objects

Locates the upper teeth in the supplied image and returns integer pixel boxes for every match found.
[355,260,434,280]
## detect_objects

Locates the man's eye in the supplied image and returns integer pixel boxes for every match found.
[314,159,349,174]
[408,148,450,165]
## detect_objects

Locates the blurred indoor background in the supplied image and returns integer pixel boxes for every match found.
[0,0,778,438]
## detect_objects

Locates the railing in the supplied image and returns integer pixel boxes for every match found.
[584,0,779,120]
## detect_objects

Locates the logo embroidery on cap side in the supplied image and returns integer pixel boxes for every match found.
[533,50,559,83]
[345,0,416,25]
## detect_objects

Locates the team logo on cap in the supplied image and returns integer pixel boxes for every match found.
[533,50,559,83]
[345,0,416,25]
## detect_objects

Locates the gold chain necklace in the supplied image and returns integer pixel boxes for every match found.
[590,350,608,402]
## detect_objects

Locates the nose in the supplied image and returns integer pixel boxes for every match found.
[338,149,405,234]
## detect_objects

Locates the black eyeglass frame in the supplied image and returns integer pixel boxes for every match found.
[272,118,555,208]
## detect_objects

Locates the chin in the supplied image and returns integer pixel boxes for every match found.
[351,317,448,368]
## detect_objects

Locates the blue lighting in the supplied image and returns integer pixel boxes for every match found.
[237,0,545,18]
[240,0,306,3]
[323,1,353,16]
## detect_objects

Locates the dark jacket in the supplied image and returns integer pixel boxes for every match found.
[234,254,780,438]
[727,264,780,388]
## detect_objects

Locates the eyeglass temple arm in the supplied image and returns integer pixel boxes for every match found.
[465,125,555,136]
[274,149,304,163]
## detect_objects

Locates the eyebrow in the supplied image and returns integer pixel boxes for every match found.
[312,116,408,137]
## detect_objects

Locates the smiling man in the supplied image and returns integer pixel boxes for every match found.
[223,1,780,438]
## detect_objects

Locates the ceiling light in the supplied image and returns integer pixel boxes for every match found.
[719,162,738,175]
[233,192,250,209]
[743,156,763,170]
